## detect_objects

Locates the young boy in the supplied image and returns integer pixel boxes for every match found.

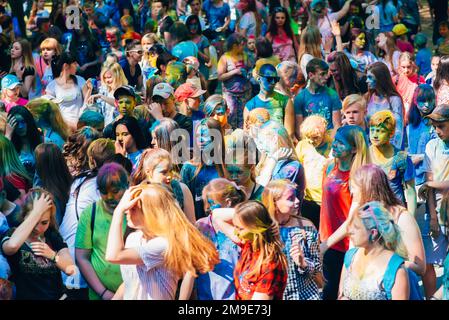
[421,104,449,299]
[436,21,449,56]
[294,58,342,140]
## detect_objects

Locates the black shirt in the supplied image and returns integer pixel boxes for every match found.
[119,58,142,89]
[1,228,68,300]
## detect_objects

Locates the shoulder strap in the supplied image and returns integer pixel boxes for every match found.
[344,247,358,269]
[382,253,405,300]
[90,202,96,243]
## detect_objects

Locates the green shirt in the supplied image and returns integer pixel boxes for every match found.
[75,201,127,300]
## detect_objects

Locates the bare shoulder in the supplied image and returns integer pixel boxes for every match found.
[299,217,317,230]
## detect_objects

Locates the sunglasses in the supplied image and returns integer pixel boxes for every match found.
[261,75,280,83]
[129,50,143,54]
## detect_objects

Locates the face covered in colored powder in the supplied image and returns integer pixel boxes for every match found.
[369,124,391,147]
[100,176,128,213]
[354,33,366,49]
[331,132,353,159]
[227,163,252,186]
[276,186,300,217]
[117,95,136,116]
[12,114,27,137]
[366,71,376,90]
[258,70,279,93]
[149,159,173,185]
[196,123,215,153]
[210,103,228,128]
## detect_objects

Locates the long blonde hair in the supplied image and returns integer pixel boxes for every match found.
[130,184,219,277]
[100,62,128,92]
[131,148,174,185]
[234,200,288,279]
[262,179,298,221]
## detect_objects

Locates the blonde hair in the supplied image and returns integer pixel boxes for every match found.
[131,148,173,185]
[100,62,128,92]
[234,200,288,279]
[130,184,219,277]
[0,112,6,135]
[369,110,396,135]
[202,178,247,212]
[21,188,58,231]
[262,179,297,222]
[299,114,327,140]
[40,38,62,55]
[398,51,417,73]
[342,94,367,112]
[246,108,270,130]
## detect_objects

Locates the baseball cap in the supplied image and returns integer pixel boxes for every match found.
[1,74,22,90]
[174,83,206,102]
[152,83,174,99]
[392,24,408,36]
[426,104,449,122]
[113,85,137,100]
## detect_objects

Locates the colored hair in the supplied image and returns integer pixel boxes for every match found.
[63,126,101,176]
[246,108,270,129]
[87,138,116,170]
[0,134,32,182]
[34,143,72,218]
[202,178,247,212]
[128,184,219,277]
[97,162,129,195]
[369,110,396,134]
[26,98,69,141]
[40,37,62,55]
[78,110,104,131]
[350,201,408,259]
[333,125,371,185]
[100,62,128,92]
[276,61,300,87]
[299,114,327,140]
[20,187,57,231]
[408,84,436,127]
[8,106,43,154]
[203,94,227,117]
[297,26,322,65]
[132,148,172,185]
[234,200,288,278]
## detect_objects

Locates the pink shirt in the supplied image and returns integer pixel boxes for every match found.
[3,98,28,112]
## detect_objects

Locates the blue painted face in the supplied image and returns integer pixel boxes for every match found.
[207,198,221,211]
[366,72,376,90]
[196,124,213,152]
[331,133,353,159]
[259,70,279,93]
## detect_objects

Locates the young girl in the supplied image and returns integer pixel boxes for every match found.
[369,111,417,216]
[365,62,405,150]
[195,178,246,300]
[266,7,298,63]
[262,179,322,300]
[113,116,147,172]
[26,98,70,150]
[296,26,322,80]
[212,200,288,300]
[0,74,28,113]
[338,201,409,300]
[9,39,39,99]
[375,32,401,77]
[319,125,371,300]
[6,106,43,176]
[105,184,219,300]
[345,28,378,74]
[181,118,229,219]
[34,38,62,90]
[1,188,76,300]
[217,33,252,129]
[131,148,195,224]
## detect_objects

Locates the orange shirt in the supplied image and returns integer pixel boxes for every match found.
[319,163,352,253]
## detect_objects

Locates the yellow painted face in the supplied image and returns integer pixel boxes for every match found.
[355,33,366,49]
[117,96,136,116]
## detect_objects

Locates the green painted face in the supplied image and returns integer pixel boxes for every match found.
[369,125,391,146]
[117,96,136,116]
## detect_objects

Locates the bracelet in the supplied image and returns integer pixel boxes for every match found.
[51,252,57,262]
[100,288,108,298]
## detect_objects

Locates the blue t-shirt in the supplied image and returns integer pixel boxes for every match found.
[202,0,231,31]
[377,1,398,32]
[171,41,199,61]
[245,92,289,125]
[416,48,432,76]
[294,86,342,130]
[180,163,220,220]
[128,149,143,172]
[407,121,437,186]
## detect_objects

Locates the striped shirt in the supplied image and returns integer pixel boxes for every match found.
[120,232,179,300]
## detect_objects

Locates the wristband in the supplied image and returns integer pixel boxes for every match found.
[100,288,108,298]
[51,252,57,262]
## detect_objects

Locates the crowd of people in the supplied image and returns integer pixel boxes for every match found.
[0,0,448,301]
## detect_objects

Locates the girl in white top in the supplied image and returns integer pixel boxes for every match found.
[106,184,219,300]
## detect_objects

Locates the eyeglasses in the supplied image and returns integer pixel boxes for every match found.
[129,50,143,54]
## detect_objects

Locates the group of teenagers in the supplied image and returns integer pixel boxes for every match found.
[0,0,449,301]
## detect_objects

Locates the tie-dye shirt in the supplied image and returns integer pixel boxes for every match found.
[294,86,342,130]
[195,216,240,300]
[245,92,289,125]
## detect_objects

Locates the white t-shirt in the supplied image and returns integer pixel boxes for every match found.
[46,76,86,125]
[317,12,338,50]
[120,233,179,300]
[59,176,100,288]
[239,12,257,37]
